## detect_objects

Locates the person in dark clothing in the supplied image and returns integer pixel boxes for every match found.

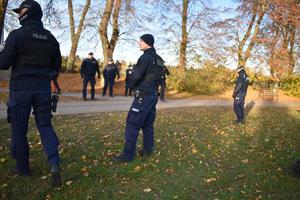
[0,0,62,187]
[102,58,120,97]
[292,159,300,179]
[232,67,249,124]
[80,52,100,100]
[159,66,170,102]
[124,65,134,96]
[112,34,164,162]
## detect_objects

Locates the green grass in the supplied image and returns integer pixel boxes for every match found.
[1,107,300,199]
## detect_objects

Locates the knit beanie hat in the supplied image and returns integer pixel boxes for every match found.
[140,34,154,46]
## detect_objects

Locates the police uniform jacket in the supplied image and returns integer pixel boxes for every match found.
[103,64,119,80]
[0,20,61,90]
[130,47,162,92]
[80,58,100,77]
[233,69,249,99]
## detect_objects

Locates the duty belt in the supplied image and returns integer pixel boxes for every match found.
[134,90,157,98]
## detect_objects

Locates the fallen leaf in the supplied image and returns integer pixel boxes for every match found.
[66,180,72,186]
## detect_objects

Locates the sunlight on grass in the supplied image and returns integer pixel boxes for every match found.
[0,107,300,199]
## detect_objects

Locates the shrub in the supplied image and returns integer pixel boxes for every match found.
[281,75,300,97]
[167,65,234,95]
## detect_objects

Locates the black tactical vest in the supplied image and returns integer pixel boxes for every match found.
[15,27,53,68]
[144,54,164,83]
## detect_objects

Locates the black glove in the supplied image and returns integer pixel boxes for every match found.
[51,93,59,112]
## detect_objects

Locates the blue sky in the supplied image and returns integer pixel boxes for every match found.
[4,0,239,66]
[66,0,238,65]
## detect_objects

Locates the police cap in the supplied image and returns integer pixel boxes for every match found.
[12,0,42,15]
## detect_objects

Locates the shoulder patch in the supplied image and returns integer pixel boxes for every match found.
[0,42,6,52]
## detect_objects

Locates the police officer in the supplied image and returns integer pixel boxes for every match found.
[112,34,164,162]
[102,58,120,97]
[124,64,134,96]
[159,65,170,102]
[232,67,249,124]
[0,0,62,187]
[80,52,100,100]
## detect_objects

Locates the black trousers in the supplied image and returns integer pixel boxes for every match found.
[233,97,245,122]
[103,78,115,97]
[82,76,96,99]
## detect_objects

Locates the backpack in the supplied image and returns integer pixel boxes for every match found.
[145,54,165,83]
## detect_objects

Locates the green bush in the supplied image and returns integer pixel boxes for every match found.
[281,75,300,97]
[167,65,234,95]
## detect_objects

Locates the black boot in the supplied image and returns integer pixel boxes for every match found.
[50,164,62,188]
[112,154,133,163]
[11,166,31,177]
[138,149,153,157]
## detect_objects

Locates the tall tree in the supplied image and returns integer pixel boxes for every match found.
[0,0,8,41]
[66,0,91,71]
[265,0,299,80]
[98,0,121,64]
[178,0,189,70]
[236,0,270,69]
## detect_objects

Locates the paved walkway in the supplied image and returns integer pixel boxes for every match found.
[0,91,300,119]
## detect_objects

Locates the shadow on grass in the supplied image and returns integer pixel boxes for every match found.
[245,100,255,118]
[246,105,300,198]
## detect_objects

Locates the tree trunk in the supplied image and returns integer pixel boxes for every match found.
[237,0,268,69]
[0,0,8,41]
[99,0,121,65]
[66,0,91,72]
[178,0,189,70]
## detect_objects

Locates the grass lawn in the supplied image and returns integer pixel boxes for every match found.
[1,106,300,199]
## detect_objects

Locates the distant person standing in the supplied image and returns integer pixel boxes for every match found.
[124,64,134,96]
[232,67,249,124]
[159,66,170,102]
[80,52,100,100]
[102,58,120,97]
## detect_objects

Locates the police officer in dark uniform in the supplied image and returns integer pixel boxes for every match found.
[124,64,134,96]
[232,67,249,124]
[0,0,62,187]
[80,52,100,100]
[159,65,170,102]
[102,58,120,97]
[112,34,164,162]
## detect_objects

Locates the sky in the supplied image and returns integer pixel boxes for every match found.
[4,0,239,66]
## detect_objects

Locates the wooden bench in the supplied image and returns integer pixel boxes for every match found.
[258,86,278,101]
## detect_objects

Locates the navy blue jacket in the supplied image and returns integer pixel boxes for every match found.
[130,47,162,92]
[233,69,249,99]
[103,64,119,80]
[80,58,100,78]
[0,20,61,90]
